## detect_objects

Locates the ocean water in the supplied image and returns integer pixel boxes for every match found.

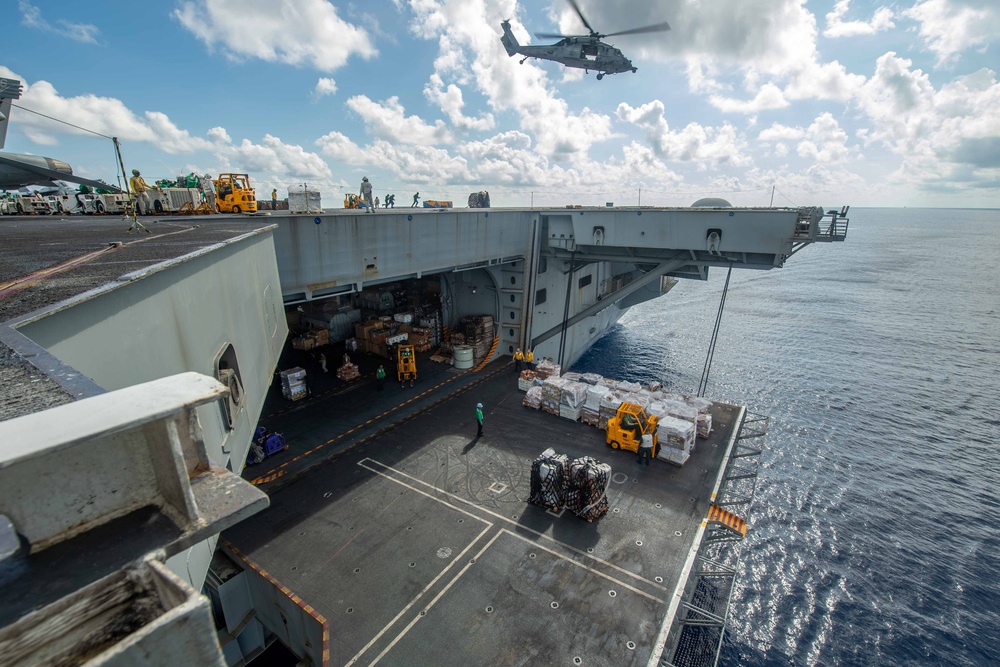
[572,208,1000,666]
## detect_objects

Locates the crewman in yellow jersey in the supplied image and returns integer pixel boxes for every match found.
[513,348,524,372]
[129,169,158,215]
[525,348,535,370]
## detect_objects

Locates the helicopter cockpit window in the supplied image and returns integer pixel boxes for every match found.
[581,44,598,60]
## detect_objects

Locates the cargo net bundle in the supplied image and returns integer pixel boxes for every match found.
[528,449,611,522]
[518,368,716,466]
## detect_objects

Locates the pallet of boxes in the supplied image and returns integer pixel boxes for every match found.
[280,367,307,401]
[458,314,495,365]
[291,328,328,351]
[518,362,714,467]
[336,354,360,381]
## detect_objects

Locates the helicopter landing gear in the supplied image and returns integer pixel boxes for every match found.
[632,68,637,73]
[596,73,604,80]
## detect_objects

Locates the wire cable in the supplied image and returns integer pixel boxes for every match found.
[11,102,115,139]
[697,262,733,398]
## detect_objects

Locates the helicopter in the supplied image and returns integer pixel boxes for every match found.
[500,0,670,80]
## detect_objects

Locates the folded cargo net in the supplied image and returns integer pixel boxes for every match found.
[528,449,569,511]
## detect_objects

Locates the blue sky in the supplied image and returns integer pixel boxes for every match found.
[3,0,998,208]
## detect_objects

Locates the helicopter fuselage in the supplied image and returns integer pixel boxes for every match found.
[501,22,637,77]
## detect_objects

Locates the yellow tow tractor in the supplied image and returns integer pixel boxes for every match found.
[214,173,257,214]
[606,402,659,455]
[397,344,417,387]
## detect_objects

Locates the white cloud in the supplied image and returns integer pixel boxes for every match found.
[314,77,338,97]
[345,96,455,145]
[709,83,789,113]
[216,134,332,180]
[173,0,376,71]
[402,1,616,159]
[19,0,99,43]
[903,0,1000,64]
[823,0,895,38]
[616,100,751,167]
[424,74,495,132]
[758,124,806,142]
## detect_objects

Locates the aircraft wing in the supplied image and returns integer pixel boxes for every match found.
[0,152,123,193]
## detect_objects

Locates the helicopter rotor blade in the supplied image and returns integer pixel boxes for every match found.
[602,21,672,38]
[566,0,597,35]
[535,32,586,39]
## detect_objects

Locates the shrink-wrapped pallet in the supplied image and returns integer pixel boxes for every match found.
[523,386,543,409]
[541,376,567,414]
[529,449,568,511]
[656,415,696,451]
[559,405,582,421]
[562,371,583,382]
[560,381,589,409]
[619,392,650,411]
[685,396,714,415]
[586,384,612,411]
[617,380,642,393]
[517,369,538,392]
[580,407,601,427]
[646,401,667,420]
[662,399,698,423]
[564,456,611,522]
[579,373,604,386]
[696,412,712,439]
[658,445,690,467]
[534,359,561,380]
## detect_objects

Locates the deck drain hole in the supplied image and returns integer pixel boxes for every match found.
[291,567,297,571]
[419,610,426,616]
[489,482,508,493]
[574,658,582,665]
[587,548,594,553]
[611,472,628,484]
[486,606,493,613]
[349,526,355,531]
[702,469,708,474]
[512,515,519,519]
[632,478,638,484]
[437,547,452,559]
[690,497,696,502]
[354,568,360,573]
[655,576,664,583]
[352,497,358,502]
[470,558,476,564]
[627,641,636,650]
[674,531,683,537]
[550,601,559,609]
[458,519,464,524]
[298,532,305,536]
[609,590,617,598]
[409,562,416,568]
[636,540,643,547]
[347,607,353,614]
[407,526,413,531]
[655,503,662,508]
[613,508,620,514]
[529,553,536,559]
[323,492,332,498]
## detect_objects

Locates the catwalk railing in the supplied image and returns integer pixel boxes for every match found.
[661,411,769,667]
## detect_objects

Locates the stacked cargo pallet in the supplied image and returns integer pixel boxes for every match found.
[280,367,307,401]
[540,376,567,415]
[564,456,611,522]
[336,361,360,381]
[517,367,717,467]
[291,328,328,351]
[458,314,494,363]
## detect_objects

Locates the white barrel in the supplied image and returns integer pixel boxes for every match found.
[453,345,474,369]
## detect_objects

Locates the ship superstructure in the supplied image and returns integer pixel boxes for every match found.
[0,203,846,665]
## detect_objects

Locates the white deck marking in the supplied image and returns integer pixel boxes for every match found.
[344,523,493,667]
[367,530,505,666]
[359,457,667,592]
[500,529,665,603]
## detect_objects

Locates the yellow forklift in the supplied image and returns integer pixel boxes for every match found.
[214,173,257,214]
[397,344,417,387]
[606,402,659,454]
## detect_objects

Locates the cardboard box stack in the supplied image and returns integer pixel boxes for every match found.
[336,359,360,381]
[458,314,495,362]
[292,328,328,350]
[559,381,588,421]
[517,369,538,392]
[541,376,567,415]
[280,367,307,401]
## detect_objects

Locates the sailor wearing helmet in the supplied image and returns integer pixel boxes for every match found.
[359,176,374,212]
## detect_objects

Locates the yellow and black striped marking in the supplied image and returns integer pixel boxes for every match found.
[707,503,747,538]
